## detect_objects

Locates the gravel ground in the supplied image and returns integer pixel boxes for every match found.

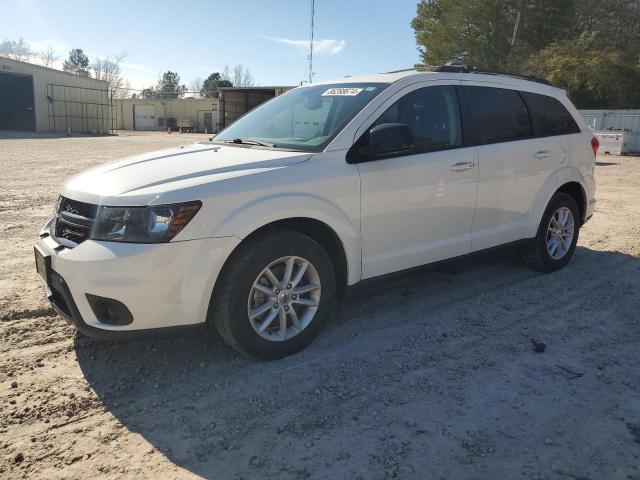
[1,132,639,479]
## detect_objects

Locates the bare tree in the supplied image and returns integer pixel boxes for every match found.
[221,65,232,84]
[0,37,33,61]
[221,64,255,87]
[189,77,204,98]
[38,46,58,68]
[92,53,130,99]
[234,64,255,87]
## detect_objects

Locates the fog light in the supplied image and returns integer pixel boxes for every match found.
[86,294,133,325]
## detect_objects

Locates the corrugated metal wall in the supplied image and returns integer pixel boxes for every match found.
[219,90,278,128]
[579,110,640,153]
[0,57,109,133]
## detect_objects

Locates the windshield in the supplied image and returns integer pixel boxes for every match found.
[213,83,388,152]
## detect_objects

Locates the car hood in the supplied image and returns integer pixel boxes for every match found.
[61,143,312,205]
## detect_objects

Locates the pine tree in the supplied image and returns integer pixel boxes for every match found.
[63,48,90,77]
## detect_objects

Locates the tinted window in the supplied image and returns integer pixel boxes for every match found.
[463,86,533,145]
[521,92,580,136]
[370,85,462,153]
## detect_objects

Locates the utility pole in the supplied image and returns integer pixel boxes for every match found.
[308,0,315,84]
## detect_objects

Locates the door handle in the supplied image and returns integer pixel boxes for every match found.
[534,150,551,158]
[450,162,475,172]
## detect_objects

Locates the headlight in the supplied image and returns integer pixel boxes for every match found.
[90,201,201,243]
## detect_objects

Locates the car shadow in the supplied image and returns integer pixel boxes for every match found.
[595,161,619,166]
[75,246,639,478]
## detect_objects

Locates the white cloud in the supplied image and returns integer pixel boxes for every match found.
[259,35,346,55]
[120,62,152,72]
[28,39,70,56]
[121,70,158,91]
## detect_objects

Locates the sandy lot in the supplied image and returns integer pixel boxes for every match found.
[1,132,639,479]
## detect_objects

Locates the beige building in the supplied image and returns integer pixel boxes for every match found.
[0,57,292,135]
[113,87,291,133]
[113,98,218,132]
[0,56,110,133]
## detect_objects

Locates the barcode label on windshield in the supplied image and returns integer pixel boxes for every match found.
[322,88,363,96]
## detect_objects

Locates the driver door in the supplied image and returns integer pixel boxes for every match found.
[352,82,479,279]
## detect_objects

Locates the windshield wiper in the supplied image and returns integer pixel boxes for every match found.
[211,137,305,151]
[223,138,275,148]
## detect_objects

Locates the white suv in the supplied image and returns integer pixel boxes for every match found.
[35,68,597,359]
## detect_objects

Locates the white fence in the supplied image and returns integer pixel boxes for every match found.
[579,110,640,153]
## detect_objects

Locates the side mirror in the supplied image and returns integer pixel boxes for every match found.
[346,122,415,164]
[365,123,413,160]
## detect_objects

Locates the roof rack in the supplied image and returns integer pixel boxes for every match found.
[426,64,552,86]
[383,68,417,74]
[383,65,552,86]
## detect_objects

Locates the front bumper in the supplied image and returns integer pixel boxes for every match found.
[45,267,192,340]
[36,223,240,338]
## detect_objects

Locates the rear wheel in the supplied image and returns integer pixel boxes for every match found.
[209,230,336,359]
[522,192,580,272]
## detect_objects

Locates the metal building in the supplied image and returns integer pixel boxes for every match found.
[0,56,110,133]
[113,87,292,133]
[218,87,291,129]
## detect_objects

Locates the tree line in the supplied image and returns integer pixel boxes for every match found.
[412,0,640,108]
[137,65,254,100]
[0,37,57,67]
[1,38,255,100]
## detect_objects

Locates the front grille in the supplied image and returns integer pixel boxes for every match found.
[53,196,98,247]
[59,197,98,220]
[55,219,91,244]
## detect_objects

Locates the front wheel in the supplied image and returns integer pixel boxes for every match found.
[522,192,580,272]
[209,230,336,359]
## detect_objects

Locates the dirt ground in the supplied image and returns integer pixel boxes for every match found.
[1,131,639,480]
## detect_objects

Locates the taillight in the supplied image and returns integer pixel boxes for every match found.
[591,136,599,156]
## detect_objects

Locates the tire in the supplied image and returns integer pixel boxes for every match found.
[209,229,336,360]
[522,192,580,272]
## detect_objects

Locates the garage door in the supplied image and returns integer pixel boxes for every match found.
[0,72,36,132]
[134,105,156,130]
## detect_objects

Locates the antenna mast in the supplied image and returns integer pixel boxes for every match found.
[308,0,315,83]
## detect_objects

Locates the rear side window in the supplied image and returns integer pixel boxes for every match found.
[463,86,533,145]
[520,92,580,136]
[371,85,462,153]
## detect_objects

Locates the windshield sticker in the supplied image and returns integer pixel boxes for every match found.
[321,87,363,96]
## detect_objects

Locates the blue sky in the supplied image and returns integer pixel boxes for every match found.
[3,0,421,91]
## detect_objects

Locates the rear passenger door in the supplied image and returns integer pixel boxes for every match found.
[461,85,566,251]
[520,90,583,173]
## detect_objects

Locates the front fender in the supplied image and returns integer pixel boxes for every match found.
[211,193,361,284]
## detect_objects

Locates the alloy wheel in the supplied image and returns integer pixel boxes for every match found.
[546,206,575,260]
[247,256,321,341]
